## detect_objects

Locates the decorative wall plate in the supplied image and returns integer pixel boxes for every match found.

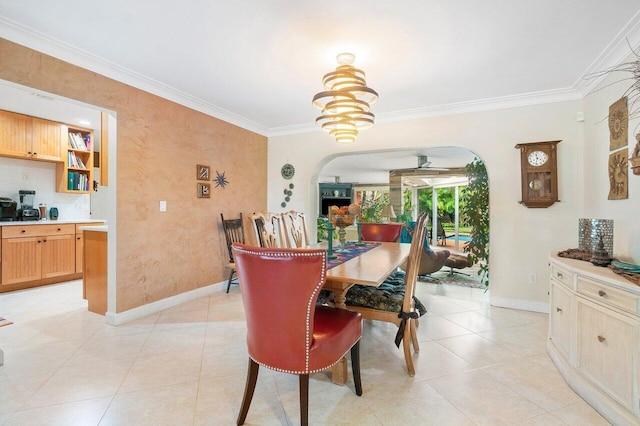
[281,163,295,180]
[197,164,210,181]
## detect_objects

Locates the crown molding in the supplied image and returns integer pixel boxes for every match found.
[267,88,583,137]
[0,17,269,136]
[574,9,640,96]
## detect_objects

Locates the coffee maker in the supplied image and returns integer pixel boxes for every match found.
[0,197,17,221]
[17,190,40,221]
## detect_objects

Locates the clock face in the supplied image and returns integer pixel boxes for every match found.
[527,150,548,166]
[528,179,543,191]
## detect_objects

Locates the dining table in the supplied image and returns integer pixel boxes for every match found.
[313,241,412,384]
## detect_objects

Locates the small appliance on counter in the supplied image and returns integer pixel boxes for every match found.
[0,197,17,221]
[49,207,59,220]
[17,190,40,221]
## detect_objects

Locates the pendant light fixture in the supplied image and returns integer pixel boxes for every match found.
[312,53,378,143]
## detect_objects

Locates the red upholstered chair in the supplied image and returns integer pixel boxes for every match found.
[231,243,363,426]
[361,223,403,242]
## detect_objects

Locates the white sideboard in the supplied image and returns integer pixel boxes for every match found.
[548,254,640,425]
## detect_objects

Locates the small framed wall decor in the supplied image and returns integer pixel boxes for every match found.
[608,149,628,200]
[609,97,628,151]
[197,183,211,198]
[197,164,210,181]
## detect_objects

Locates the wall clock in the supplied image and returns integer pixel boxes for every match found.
[514,140,561,208]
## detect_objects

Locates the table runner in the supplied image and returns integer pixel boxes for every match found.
[327,242,381,269]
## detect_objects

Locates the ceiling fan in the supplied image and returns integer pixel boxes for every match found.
[389,155,451,177]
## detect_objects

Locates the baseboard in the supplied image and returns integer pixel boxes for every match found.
[491,297,550,314]
[105,280,225,325]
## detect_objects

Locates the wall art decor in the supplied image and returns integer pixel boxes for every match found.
[214,170,228,188]
[609,97,628,150]
[608,149,628,200]
[281,163,295,179]
[281,183,294,208]
[197,183,211,198]
[197,164,210,181]
[630,133,640,175]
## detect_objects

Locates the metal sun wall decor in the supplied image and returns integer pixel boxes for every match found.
[215,171,229,189]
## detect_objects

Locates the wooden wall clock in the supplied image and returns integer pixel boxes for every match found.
[514,140,561,208]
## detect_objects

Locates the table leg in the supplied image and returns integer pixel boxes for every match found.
[324,283,352,385]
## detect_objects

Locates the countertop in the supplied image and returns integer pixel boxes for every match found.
[0,219,106,227]
[80,225,108,232]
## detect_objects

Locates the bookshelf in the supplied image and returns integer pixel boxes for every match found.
[56,126,94,193]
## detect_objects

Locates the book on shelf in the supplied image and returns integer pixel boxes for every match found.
[67,171,89,191]
[68,132,88,151]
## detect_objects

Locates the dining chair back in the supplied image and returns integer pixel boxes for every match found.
[231,243,363,426]
[220,213,245,293]
[361,223,403,242]
[281,210,310,248]
[345,213,429,376]
[248,212,285,248]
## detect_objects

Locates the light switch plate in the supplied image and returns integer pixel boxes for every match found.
[159,201,167,212]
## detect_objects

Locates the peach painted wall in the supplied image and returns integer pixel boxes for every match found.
[0,39,267,312]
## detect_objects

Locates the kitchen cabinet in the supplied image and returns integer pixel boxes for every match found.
[1,224,75,286]
[548,254,640,425]
[75,222,104,274]
[0,110,63,162]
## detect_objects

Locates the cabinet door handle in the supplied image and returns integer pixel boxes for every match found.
[77,237,81,240]
[556,272,563,279]
[556,307,562,313]
[598,290,607,297]
[597,335,606,343]
[33,152,37,156]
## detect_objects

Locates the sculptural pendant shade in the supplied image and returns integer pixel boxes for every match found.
[312,53,378,143]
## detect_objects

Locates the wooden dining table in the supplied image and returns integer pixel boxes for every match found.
[313,241,412,384]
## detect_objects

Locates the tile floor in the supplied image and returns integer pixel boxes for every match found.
[0,280,610,425]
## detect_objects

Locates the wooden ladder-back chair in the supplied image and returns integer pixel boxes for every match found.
[345,213,429,376]
[248,212,285,248]
[232,243,363,426]
[220,213,245,293]
[281,210,310,248]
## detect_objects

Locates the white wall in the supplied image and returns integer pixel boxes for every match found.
[583,51,640,263]
[268,99,585,312]
[0,156,90,220]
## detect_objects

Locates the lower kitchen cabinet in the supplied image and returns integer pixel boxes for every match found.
[0,222,103,291]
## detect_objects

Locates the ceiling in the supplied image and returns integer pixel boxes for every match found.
[1,1,640,138]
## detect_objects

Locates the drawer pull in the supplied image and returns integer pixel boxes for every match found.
[557,272,563,279]
[57,228,61,231]
[598,290,607,297]
[556,307,562,313]
[597,335,606,343]
[21,229,26,233]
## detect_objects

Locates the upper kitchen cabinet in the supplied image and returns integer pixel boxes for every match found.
[0,109,63,162]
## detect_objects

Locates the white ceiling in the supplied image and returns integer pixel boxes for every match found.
[1,0,640,138]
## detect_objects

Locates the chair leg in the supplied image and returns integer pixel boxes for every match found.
[299,374,309,426]
[410,319,420,353]
[403,320,416,376]
[226,269,236,293]
[237,358,259,425]
[350,340,362,396]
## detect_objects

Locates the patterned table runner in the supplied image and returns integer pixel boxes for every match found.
[327,242,381,269]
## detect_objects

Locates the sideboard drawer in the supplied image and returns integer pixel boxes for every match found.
[577,275,640,316]
[2,224,75,238]
[551,263,574,289]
